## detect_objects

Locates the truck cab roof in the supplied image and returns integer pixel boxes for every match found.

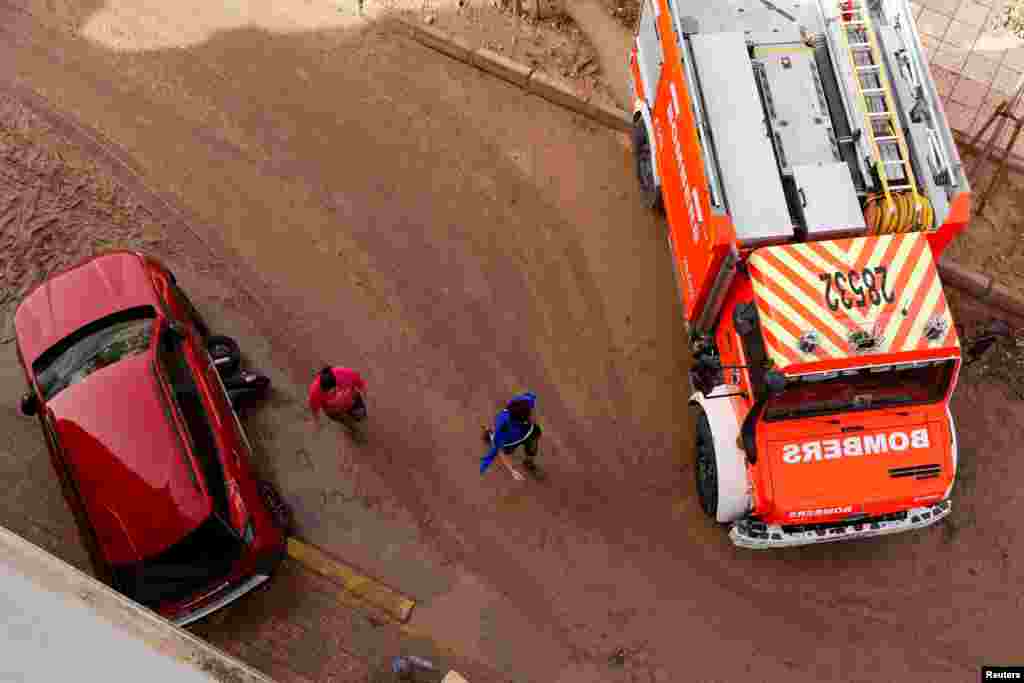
[746,231,959,374]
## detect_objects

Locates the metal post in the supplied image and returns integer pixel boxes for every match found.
[970,78,1024,215]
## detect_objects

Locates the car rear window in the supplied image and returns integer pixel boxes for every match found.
[32,306,156,402]
[110,514,242,607]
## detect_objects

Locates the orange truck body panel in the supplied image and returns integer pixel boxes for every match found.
[636,20,734,324]
[754,403,954,524]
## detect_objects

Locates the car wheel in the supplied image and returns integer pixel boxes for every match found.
[694,408,718,520]
[632,116,664,213]
[207,335,241,378]
[258,480,292,534]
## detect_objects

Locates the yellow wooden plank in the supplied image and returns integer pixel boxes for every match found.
[286,538,415,623]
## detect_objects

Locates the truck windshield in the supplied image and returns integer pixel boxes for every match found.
[32,306,156,402]
[764,359,956,421]
[110,514,242,608]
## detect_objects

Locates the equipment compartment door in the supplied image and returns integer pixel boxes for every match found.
[636,0,663,106]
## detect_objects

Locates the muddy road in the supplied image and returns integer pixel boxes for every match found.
[1,1,1022,681]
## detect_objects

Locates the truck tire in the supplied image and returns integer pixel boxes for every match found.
[694,407,718,520]
[632,116,664,213]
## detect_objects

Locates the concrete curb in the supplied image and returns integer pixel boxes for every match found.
[938,259,1024,320]
[286,538,415,624]
[394,17,631,133]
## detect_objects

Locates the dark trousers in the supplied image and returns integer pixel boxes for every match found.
[503,423,542,466]
[327,392,366,426]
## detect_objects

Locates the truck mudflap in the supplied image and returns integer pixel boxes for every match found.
[729,500,951,549]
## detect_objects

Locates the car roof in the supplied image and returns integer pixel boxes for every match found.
[47,352,212,566]
[15,251,160,368]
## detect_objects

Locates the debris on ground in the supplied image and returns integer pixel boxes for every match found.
[960,318,1024,399]
[380,0,620,111]
[949,288,1024,399]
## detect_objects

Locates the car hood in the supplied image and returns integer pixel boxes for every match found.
[47,353,211,565]
[15,252,158,366]
[761,408,954,524]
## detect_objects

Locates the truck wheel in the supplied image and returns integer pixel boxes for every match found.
[632,116,664,213]
[694,408,718,520]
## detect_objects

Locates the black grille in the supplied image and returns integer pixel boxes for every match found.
[889,464,942,480]
[782,510,909,534]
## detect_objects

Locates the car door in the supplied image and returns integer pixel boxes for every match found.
[39,412,112,583]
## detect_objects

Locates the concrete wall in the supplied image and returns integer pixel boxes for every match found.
[0,526,276,683]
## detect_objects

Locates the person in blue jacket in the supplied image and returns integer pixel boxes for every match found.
[480,392,542,476]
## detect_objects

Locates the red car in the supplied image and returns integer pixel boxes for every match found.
[14,251,287,626]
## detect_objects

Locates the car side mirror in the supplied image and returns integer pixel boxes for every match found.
[20,392,38,417]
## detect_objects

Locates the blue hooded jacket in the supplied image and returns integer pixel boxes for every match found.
[480,392,537,474]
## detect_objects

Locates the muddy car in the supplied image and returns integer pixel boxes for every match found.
[14,251,286,626]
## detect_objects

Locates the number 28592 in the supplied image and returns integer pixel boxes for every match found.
[819,267,895,311]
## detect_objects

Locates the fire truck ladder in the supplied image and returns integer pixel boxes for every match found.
[836,0,921,222]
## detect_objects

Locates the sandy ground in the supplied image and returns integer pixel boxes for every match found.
[53,0,629,112]
[1,2,1023,683]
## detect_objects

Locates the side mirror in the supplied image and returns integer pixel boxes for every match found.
[764,369,786,396]
[689,355,723,397]
[20,392,38,417]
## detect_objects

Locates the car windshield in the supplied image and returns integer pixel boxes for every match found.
[33,307,156,402]
[764,359,956,421]
[110,514,243,608]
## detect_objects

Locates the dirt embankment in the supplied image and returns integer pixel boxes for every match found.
[950,149,1024,302]
[0,93,166,342]
[379,0,638,110]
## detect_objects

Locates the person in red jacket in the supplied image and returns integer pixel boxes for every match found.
[308,366,368,432]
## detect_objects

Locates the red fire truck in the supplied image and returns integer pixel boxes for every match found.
[629,0,970,547]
